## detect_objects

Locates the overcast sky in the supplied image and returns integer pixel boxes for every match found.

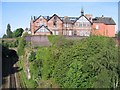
[0,0,119,37]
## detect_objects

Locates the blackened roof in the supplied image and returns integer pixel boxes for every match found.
[92,17,116,25]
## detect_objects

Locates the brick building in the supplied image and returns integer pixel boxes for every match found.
[30,9,116,37]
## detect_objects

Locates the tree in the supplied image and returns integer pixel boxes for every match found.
[6,24,12,38]
[118,31,120,38]
[52,36,119,88]
[13,28,24,37]
[2,34,7,38]
[22,32,31,37]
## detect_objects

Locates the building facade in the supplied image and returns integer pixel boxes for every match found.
[30,9,116,37]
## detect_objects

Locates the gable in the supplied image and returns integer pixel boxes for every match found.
[33,15,47,23]
[76,16,89,23]
[35,26,50,33]
[48,14,63,23]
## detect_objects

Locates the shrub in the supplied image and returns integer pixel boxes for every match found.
[17,37,26,56]
[29,51,36,62]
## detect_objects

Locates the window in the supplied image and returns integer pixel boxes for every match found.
[83,23,86,27]
[76,23,79,27]
[36,22,39,26]
[96,25,99,30]
[53,16,57,27]
[53,30,59,35]
[79,23,82,27]
[64,24,68,27]
[44,23,46,26]
[40,19,43,26]
[56,31,58,35]
[88,23,91,27]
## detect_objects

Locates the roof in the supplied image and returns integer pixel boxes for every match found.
[33,15,48,22]
[62,17,78,24]
[74,15,92,24]
[92,17,116,25]
[34,25,51,33]
[47,14,63,22]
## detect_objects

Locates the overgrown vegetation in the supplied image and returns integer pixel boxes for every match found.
[30,35,120,88]
[17,37,26,56]
[118,31,120,38]
[29,51,36,62]
[3,34,119,88]
[2,39,18,48]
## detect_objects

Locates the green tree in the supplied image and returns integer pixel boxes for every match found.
[30,36,119,88]
[13,28,24,37]
[2,34,7,38]
[53,36,119,88]
[22,32,31,37]
[6,24,12,38]
[118,31,120,38]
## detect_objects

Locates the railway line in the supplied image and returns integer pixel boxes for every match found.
[10,73,16,89]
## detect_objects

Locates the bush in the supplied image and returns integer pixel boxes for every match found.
[17,37,26,56]
[53,36,119,88]
[29,51,36,62]
[48,35,74,47]
[30,36,119,88]
[2,39,18,48]
[22,32,31,37]
[118,31,120,38]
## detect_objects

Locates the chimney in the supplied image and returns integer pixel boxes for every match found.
[47,16,49,20]
[102,15,104,18]
[81,7,84,16]
[64,16,68,19]
[34,16,35,20]
[31,16,33,20]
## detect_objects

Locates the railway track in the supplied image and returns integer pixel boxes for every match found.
[10,73,16,89]
[9,59,17,89]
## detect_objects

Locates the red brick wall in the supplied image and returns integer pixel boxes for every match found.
[48,16,63,35]
[92,23,115,37]
[30,16,115,37]
[31,16,48,35]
